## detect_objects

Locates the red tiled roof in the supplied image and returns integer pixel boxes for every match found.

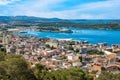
[107,54,116,59]
[93,65,101,71]
[67,60,75,62]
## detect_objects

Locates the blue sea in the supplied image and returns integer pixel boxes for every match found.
[20,28,120,46]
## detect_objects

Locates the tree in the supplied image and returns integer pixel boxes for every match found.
[0,51,5,61]
[32,63,48,80]
[64,68,93,80]
[97,72,120,80]
[33,65,93,80]
[69,41,75,45]
[68,45,74,50]
[75,48,80,53]
[0,53,36,80]
[0,52,93,80]
[45,44,50,48]
[50,46,56,50]
[0,62,8,80]
[5,54,23,60]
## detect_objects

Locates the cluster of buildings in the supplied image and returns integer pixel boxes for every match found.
[0,32,120,78]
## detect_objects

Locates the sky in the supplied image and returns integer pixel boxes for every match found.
[0,0,120,19]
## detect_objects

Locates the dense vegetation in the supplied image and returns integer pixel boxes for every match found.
[0,52,36,80]
[0,51,120,80]
[0,51,93,80]
[97,72,120,80]
[36,22,120,30]
[33,64,93,80]
[9,22,120,30]
[88,50,104,55]
[1,16,120,30]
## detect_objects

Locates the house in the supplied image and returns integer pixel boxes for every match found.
[67,54,80,61]
[62,62,71,69]
[92,65,101,71]
[106,53,116,66]
[102,62,120,73]
[98,42,108,49]
[46,42,58,48]
[72,61,82,67]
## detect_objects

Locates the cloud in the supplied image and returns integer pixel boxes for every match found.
[0,0,20,5]
[6,0,67,16]
[0,0,120,19]
[46,0,120,19]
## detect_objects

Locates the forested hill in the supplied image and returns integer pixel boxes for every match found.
[0,16,120,23]
[0,16,120,30]
[0,16,69,23]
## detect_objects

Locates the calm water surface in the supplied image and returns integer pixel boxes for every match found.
[20,28,120,45]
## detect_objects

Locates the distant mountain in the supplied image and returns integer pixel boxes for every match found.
[0,16,120,23]
[68,19,120,23]
[0,16,69,23]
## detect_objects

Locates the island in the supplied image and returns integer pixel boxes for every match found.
[37,27,73,33]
